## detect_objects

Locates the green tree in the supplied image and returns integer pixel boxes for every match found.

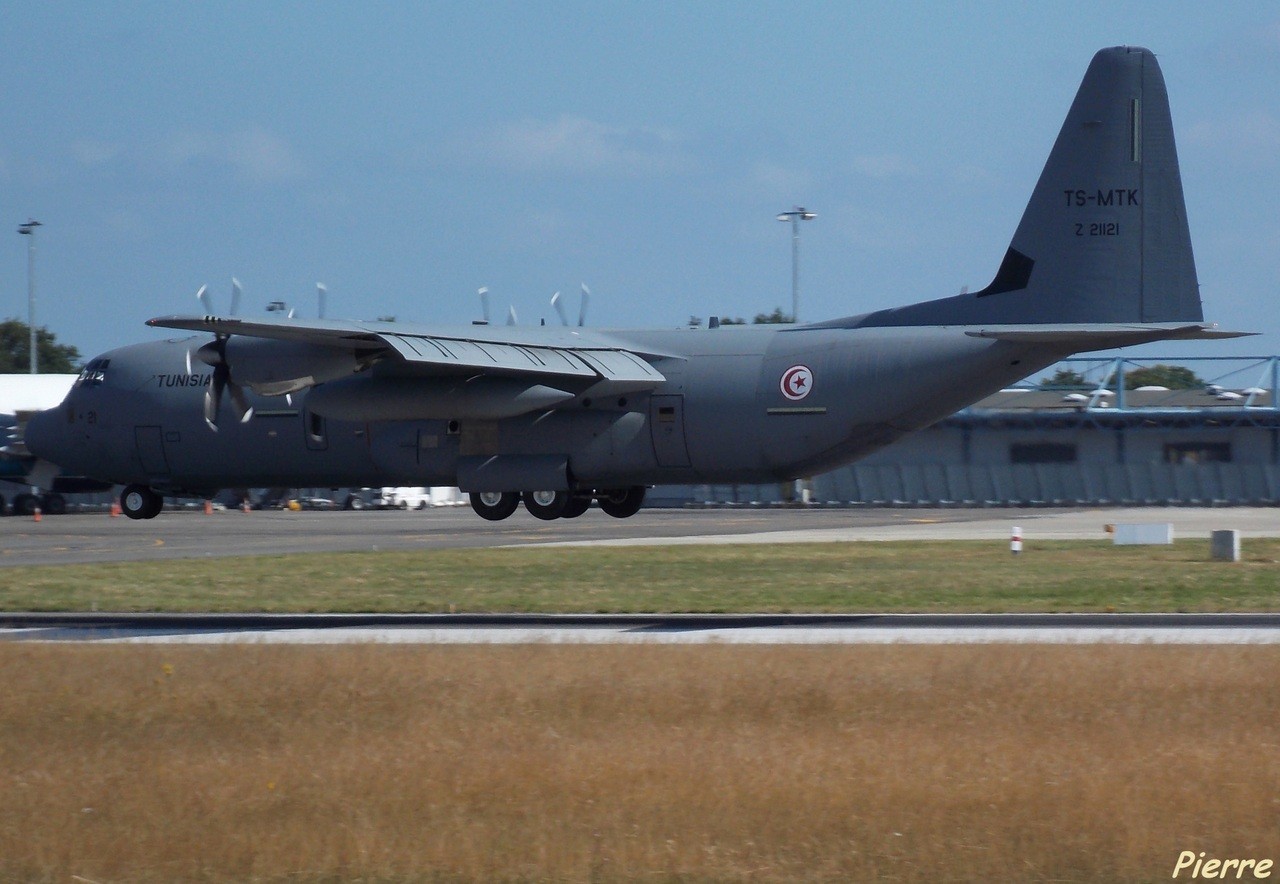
[717,316,747,326]
[0,320,81,373]
[1118,364,1204,390]
[1040,368,1088,389]
[752,307,794,324]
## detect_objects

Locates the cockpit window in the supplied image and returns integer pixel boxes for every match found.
[74,358,110,388]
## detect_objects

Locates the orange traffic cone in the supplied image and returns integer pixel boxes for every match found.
[110,501,122,517]
[204,500,213,515]
[33,506,42,523]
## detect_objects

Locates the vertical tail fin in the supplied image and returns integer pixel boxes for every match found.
[847,46,1203,328]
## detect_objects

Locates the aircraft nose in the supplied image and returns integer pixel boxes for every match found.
[23,407,64,464]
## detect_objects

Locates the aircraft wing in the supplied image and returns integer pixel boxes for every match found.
[146,315,669,387]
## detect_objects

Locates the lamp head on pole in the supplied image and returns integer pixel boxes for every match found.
[17,218,42,236]
[776,207,816,223]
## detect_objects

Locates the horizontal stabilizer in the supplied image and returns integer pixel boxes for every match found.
[965,323,1252,351]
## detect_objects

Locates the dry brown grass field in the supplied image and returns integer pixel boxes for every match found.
[2,644,1277,882]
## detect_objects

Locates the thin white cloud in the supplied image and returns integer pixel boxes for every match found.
[1187,110,1280,163]
[158,126,306,182]
[71,140,123,167]
[473,114,690,176]
[850,153,920,180]
[746,161,813,196]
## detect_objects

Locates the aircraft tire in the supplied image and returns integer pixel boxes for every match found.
[560,496,592,519]
[121,485,164,520]
[523,490,568,520]
[470,491,519,521]
[0,493,5,516]
[11,492,38,516]
[598,486,646,519]
[41,493,67,516]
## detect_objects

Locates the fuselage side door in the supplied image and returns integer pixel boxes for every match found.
[134,425,170,478]
[649,394,691,468]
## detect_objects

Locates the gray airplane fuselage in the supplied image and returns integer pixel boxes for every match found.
[46,325,1054,495]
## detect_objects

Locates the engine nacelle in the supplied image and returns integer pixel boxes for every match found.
[305,375,575,421]
[199,338,363,396]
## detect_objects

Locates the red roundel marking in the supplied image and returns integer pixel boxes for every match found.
[780,364,813,401]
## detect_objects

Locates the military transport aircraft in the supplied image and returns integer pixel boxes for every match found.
[24,47,1245,521]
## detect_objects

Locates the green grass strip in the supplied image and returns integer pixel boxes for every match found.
[2,538,1278,613]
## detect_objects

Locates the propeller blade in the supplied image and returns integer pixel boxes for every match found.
[506,305,518,326]
[551,291,568,326]
[317,283,328,320]
[578,283,590,327]
[196,284,211,314]
[478,287,491,324]
[204,371,223,431]
[185,348,193,375]
[287,307,296,319]
[229,382,254,423]
[230,278,242,316]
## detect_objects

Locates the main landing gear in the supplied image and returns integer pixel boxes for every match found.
[6,492,67,516]
[468,486,646,522]
[120,484,165,520]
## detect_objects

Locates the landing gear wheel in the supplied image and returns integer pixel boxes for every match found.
[121,485,164,520]
[41,493,67,515]
[560,496,591,519]
[469,491,519,521]
[523,490,568,520]
[598,486,646,519]
[11,492,38,517]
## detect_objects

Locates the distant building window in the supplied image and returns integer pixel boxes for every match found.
[1010,443,1077,464]
[1164,443,1232,464]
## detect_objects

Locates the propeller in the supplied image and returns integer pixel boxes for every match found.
[199,335,253,432]
[185,280,252,431]
[551,284,591,326]
[478,287,491,324]
[506,305,518,326]
[317,283,328,320]
[577,283,590,327]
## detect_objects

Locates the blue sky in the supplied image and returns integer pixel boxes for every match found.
[2,2,1278,367]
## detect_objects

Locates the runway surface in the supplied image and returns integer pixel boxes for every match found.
[4,612,1280,645]
[2,505,1277,567]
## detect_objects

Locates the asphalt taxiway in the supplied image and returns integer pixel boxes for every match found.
[4,612,1280,645]
[2,505,1277,567]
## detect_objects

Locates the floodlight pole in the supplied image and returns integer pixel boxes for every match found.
[776,207,815,322]
[17,219,42,374]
